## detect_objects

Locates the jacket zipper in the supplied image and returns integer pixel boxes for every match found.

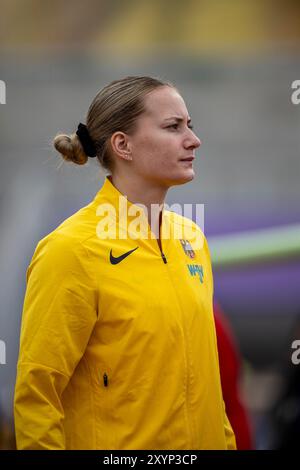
[158,214,167,264]
[103,373,108,387]
[159,248,194,447]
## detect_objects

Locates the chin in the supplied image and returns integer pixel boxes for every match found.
[163,171,195,188]
[176,170,195,185]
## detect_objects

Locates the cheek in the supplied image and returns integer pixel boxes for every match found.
[145,147,175,172]
[133,133,180,171]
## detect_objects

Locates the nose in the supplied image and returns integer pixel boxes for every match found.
[193,135,202,148]
[185,129,202,149]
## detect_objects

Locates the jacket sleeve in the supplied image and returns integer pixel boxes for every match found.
[14,234,98,450]
[223,404,237,450]
[203,236,237,450]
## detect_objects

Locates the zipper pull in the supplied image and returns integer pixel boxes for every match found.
[161,252,167,264]
[103,373,108,387]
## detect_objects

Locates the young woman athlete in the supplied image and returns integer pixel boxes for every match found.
[14,76,236,450]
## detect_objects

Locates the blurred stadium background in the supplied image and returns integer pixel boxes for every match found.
[0,0,300,450]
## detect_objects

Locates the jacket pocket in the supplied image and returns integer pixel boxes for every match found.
[90,363,113,449]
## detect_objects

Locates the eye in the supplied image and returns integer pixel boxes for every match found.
[167,123,194,130]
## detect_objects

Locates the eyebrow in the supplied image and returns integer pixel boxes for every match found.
[163,116,192,123]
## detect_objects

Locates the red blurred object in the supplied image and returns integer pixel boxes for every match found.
[214,302,254,450]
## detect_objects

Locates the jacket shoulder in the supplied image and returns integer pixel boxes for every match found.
[164,210,206,251]
[165,210,202,231]
[34,201,96,257]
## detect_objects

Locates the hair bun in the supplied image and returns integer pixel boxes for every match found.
[53,133,88,165]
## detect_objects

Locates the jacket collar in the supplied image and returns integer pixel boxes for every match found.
[92,176,171,243]
[93,175,137,217]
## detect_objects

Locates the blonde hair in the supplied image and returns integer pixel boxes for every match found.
[53,76,175,170]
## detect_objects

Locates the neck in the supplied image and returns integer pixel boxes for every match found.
[109,173,168,239]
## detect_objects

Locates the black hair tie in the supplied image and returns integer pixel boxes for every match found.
[76,123,97,158]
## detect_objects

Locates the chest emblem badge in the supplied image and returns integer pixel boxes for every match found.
[180,239,195,259]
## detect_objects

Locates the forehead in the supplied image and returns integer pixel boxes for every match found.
[142,86,188,120]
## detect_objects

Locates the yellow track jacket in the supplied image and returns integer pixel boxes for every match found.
[14,176,236,450]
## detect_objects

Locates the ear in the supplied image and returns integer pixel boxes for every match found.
[110,131,133,161]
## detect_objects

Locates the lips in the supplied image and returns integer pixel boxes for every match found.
[180,156,195,162]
